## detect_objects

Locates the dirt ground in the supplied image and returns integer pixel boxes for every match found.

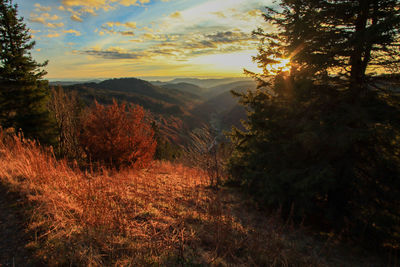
[0,184,35,267]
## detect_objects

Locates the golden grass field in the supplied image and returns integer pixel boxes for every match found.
[0,131,387,266]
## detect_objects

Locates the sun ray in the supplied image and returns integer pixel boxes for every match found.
[265,58,291,74]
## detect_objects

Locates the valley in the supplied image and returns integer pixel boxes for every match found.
[59,77,257,144]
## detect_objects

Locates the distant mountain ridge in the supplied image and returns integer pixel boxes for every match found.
[62,77,206,144]
[63,78,202,112]
[206,80,256,99]
[160,83,206,97]
[59,77,256,143]
[165,77,253,88]
[49,80,102,86]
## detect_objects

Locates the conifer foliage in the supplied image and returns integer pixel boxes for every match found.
[0,0,56,144]
[229,0,400,248]
[79,100,156,169]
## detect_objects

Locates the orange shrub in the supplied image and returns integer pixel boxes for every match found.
[79,100,156,168]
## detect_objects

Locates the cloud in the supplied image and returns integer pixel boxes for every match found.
[58,0,149,23]
[141,26,153,32]
[46,22,65,28]
[70,14,83,22]
[34,3,51,12]
[30,17,64,28]
[79,7,97,15]
[64,29,82,36]
[29,17,45,24]
[83,47,143,59]
[169,11,181,19]
[61,0,150,10]
[32,12,61,21]
[212,11,226,18]
[99,21,138,36]
[46,32,61,38]
[120,31,135,36]
[62,6,96,22]
[29,12,64,28]
[247,9,263,18]
[61,0,107,8]
[141,33,168,41]
[205,31,252,44]
[127,29,259,61]
[80,28,256,62]
[29,29,41,34]
[119,0,150,6]
[104,21,137,29]
[154,0,266,38]
[124,22,137,29]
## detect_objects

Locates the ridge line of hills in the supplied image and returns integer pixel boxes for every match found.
[58,77,257,144]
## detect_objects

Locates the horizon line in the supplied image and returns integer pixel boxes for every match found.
[47,75,252,82]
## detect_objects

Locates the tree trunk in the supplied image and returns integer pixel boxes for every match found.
[349,0,371,93]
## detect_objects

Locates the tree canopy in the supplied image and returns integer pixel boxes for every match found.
[0,0,56,144]
[229,0,400,249]
[250,0,400,91]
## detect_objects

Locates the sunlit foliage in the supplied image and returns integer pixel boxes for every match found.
[79,100,156,169]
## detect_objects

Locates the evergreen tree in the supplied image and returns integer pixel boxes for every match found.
[250,0,400,92]
[230,0,400,248]
[0,0,56,144]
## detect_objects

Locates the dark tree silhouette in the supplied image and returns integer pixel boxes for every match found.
[229,0,400,249]
[0,0,56,144]
[248,0,400,93]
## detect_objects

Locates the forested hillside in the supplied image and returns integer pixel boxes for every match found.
[61,77,255,144]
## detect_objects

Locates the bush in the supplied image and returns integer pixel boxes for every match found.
[48,86,83,160]
[79,100,156,168]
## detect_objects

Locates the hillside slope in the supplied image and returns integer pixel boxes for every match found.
[166,77,253,88]
[63,78,205,143]
[160,82,206,97]
[61,77,255,143]
[0,132,387,266]
[192,82,256,132]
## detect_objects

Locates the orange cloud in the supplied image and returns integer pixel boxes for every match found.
[29,11,63,28]
[61,0,150,9]
[46,32,61,38]
[169,11,181,19]
[71,14,83,22]
[62,0,107,8]
[34,3,51,12]
[63,29,82,36]
[104,21,136,29]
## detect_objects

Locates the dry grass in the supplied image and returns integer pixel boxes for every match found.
[0,131,327,266]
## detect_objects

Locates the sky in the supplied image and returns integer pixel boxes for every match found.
[14,0,271,80]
